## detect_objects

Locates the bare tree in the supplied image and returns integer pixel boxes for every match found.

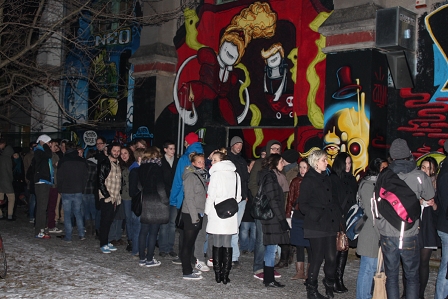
[0,0,198,132]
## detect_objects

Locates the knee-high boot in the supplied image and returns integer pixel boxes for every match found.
[212,246,222,283]
[222,247,232,284]
[334,250,348,293]
[322,277,335,298]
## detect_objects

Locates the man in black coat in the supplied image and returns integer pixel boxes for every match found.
[158,140,179,258]
[227,136,249,267]
[57,142,88,242]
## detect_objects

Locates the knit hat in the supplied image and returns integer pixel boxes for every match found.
[444,140,448,153]
[230,136,243,147]
[389,138,411,160]
[184,132,199,145]
[36,134,51,144]
[282,149,299,164]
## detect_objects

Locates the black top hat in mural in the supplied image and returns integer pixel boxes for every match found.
[332,66,362,100]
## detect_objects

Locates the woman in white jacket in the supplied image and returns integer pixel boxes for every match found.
[205,151,241,284]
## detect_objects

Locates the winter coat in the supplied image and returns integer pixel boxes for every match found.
[258,169,290,245]
[205,160,242,235]
[286,175,305,220]
[170,142,204,208]
[227,150,249,200]
[298,168,341,234]
[161,155,178,198]
[182,165,207,224]
[437,158,448,234]
[33,143,53,184]
[356,176,380,258]
[138,161,169,224]
[0,145,14,193]
[57,150,88,194]
[83,158,98,195]
[338,172,358,218]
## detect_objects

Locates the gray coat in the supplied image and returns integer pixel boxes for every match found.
[356,176,380,258]
[182,165,207,224]
[0,146,14,193]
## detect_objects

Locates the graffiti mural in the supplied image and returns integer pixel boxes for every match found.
[154,0,332,156]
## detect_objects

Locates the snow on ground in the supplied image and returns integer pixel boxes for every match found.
[0,207,439,298]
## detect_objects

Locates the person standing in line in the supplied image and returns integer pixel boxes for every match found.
[0,138,15,221]
[23,142,37,223]
[159,140,179,258]
[298,149,341,299]
[286,159,311,280]
[206,150,241,284]
[226,136,249,268]
[355,158,384,299]
[248,140,283,280]
[83,149,98,237]
[98,142,122,253]
[47,139,62,234]
[33,134,54,239]
[57,142,89,242]
[377,138,434,299]
[258,153,289,288]
[180,152,208,280]
[136,147,169,267]
[169,132,204,265]
[436,140,448,299]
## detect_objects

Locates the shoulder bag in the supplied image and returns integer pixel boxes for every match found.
[251,174,274,220]
[214,173,239,219]
[372,247,387,299]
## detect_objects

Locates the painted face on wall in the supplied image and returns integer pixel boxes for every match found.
[267,52,282,68]
[219,41,239,67]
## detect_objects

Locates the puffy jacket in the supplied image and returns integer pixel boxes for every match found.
[227,149,249,200]
[205,160,241,235]
[170,142,204,208]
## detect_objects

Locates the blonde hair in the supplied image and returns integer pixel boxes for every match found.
[307,149,327,170]
[133,148,145,160]
[261,43,284,61]
[189,152,204,163]
[141,146,161,161]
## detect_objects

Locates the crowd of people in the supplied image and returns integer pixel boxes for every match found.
[1,133,448,298]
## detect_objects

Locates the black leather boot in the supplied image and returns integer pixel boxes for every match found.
[274,244,290,269]
[334,250,348,293]
[323,278,335,298]
[212,246,222,283]
[222,247,232,284]
[264,265,284,288]
[305,279,327,299]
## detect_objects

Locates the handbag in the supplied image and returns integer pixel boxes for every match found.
[214,173,239,219]
[131,191,142,217]
[336,224,349,251]
[251,174,274,220]
[372,247,387,299]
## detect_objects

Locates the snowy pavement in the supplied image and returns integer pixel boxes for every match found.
[0,207,439,298]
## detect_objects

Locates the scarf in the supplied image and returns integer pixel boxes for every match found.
[141,157,162,167]
[274,169,289,192]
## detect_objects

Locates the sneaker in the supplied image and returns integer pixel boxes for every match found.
[207,259,213,267]
[35,230,51,239]
[242,250,249,255]
[62,238,72,243]
[159,252,167,257]
[100,245,111,254]
[48,227,63,233]
[29,218,35,223]
[145,258,161,267]
[274,270,281,278]
[107,243,117,251]
[169,251,178,258]
[232,261,240,268]
[139,259,146,266]
[254,272,264,280]
[183,273,203,280]
[79,236,86,241]
[192,269,201,275]
[172,258,182,265]
[195,260,210,272]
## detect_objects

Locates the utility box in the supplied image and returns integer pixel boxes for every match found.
[376,7,416,51]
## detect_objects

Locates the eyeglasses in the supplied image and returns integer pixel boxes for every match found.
[270,146,281,151]
[96,142,104,145]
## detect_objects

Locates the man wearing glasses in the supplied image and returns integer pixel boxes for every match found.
[248,140,282,281]
[95,137,108,165]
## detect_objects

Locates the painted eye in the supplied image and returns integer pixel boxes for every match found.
[349,142,361,156]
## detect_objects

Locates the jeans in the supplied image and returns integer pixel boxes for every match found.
[231,200,246,261]
[253,218,265,273]
[130,212,141,255]
[158,205,177,253]
[380,234,420,299]
[356,256,378,299]
[61,193,85,240]
[109,219,123,242]
[82,194,96,221]
[264,244,277,267]
[240,221,256,252]
[139,223,161,261]
[436,230,448,299]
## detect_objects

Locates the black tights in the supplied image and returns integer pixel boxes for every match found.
[402,248,433,297]
[308,236,337,282]
[296,245,311,263]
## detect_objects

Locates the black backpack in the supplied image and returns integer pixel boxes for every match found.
[372,167,421,232]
